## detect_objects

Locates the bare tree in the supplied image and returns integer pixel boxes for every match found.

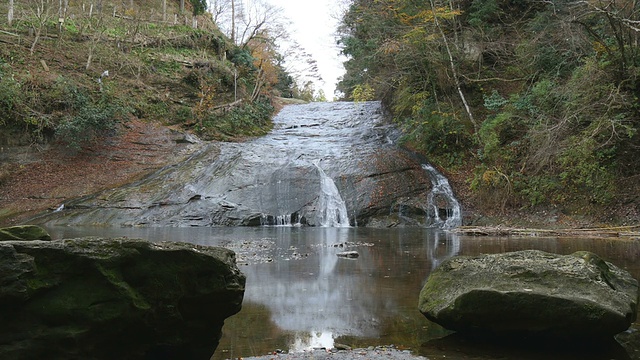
[210,0,231,24]
[230,0,238,44]
[27,0,55,54]
[236,0,283,47]
[213,0,285,47]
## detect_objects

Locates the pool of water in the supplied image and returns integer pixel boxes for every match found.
[45,226,640,359]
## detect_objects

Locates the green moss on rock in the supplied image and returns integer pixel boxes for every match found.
[0,225,51,241]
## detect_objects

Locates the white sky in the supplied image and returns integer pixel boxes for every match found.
[267,0,346,100]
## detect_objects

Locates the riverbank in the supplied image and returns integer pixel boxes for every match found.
[239,346,426,360]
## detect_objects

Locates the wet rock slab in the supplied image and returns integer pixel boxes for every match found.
[419,250,639,339]
[34,102,436,228]
[0,237,245,359]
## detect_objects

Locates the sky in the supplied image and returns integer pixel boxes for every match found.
[267,0,346,99]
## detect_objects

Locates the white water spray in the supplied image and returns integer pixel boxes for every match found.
[422,164,462,228]
[314,161,350,227]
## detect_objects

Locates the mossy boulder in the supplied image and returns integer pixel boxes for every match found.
[0,225,51,241]
[0,237,245,360]
[419,250,638,339]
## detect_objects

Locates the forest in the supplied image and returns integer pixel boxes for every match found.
[336,0,640,219]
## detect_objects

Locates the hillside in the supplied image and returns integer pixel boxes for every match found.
[0,0,297,225]
[336,0,640,226]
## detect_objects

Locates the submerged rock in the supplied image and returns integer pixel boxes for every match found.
[0,237,245,360]
[0,225,51,241]
[418,250,638,339]
[337,251,359,259]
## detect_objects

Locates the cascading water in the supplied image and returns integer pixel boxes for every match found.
[422,163,462,229]
[40,101,462,229]
[314,162,350,227]
[260,214,296,226]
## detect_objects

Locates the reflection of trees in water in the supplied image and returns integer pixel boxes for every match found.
[456,236,640,279]
[242,228,383,340]
[231,228,640,356]
[240,228,468,351]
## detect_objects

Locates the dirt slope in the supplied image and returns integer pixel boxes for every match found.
[0,119,199,226]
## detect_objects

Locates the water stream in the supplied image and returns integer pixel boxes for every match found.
[44,226,640,360]
[423,164,462,228]
[314,161,350,227]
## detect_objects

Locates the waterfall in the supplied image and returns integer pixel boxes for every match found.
[422,164,462,229]
[260,213,301,227]
[314,162,350,227]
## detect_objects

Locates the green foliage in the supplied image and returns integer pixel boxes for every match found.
[55,86,126,150]
[189,0,207,15]
[199,100,274,140]
[352,84,375,102]
[62,19,80,35]
[398,99,471,158]
[514,174,562,207]
[483,90,508,111]
[229,48,255,69]
[468,0,501,28]
[0,68,21,126]
[558,137,617,204]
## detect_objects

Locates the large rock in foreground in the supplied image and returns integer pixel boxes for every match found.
[0,237,246,360]
[419,250,639,338]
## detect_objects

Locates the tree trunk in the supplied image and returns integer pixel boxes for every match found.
[179,0,184,13]
[30,26,41,54]
[231,0,235,44]
[162,0,166,21]
[8,0,14,26]
[428,0,477,134]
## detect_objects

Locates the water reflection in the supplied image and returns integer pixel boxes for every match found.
[44,226,640,359]
[428,230,461,271]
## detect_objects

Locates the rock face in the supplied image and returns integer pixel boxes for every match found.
[32,102,442,228]
[419,250,639,338]
[0,237,246,360]
[0,225,51,241]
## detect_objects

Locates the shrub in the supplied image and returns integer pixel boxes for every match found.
[398,98,472,160]
[55,86,127,149]
[199,100,273,140]
[0,68,22,126]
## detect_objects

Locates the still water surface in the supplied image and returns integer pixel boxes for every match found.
[46,226,640,359]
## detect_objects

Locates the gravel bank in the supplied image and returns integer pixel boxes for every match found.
[238,346,426,360]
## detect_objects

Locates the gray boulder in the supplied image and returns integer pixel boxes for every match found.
[0,237,245,360]
[0,225,51,241]
[419,250,639,338]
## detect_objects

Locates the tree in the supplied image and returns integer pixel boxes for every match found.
[213,0,286,47]
[26,0,56,54]
[212,0,321,101]
[247,33,280,101]
[8,0,14,26]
